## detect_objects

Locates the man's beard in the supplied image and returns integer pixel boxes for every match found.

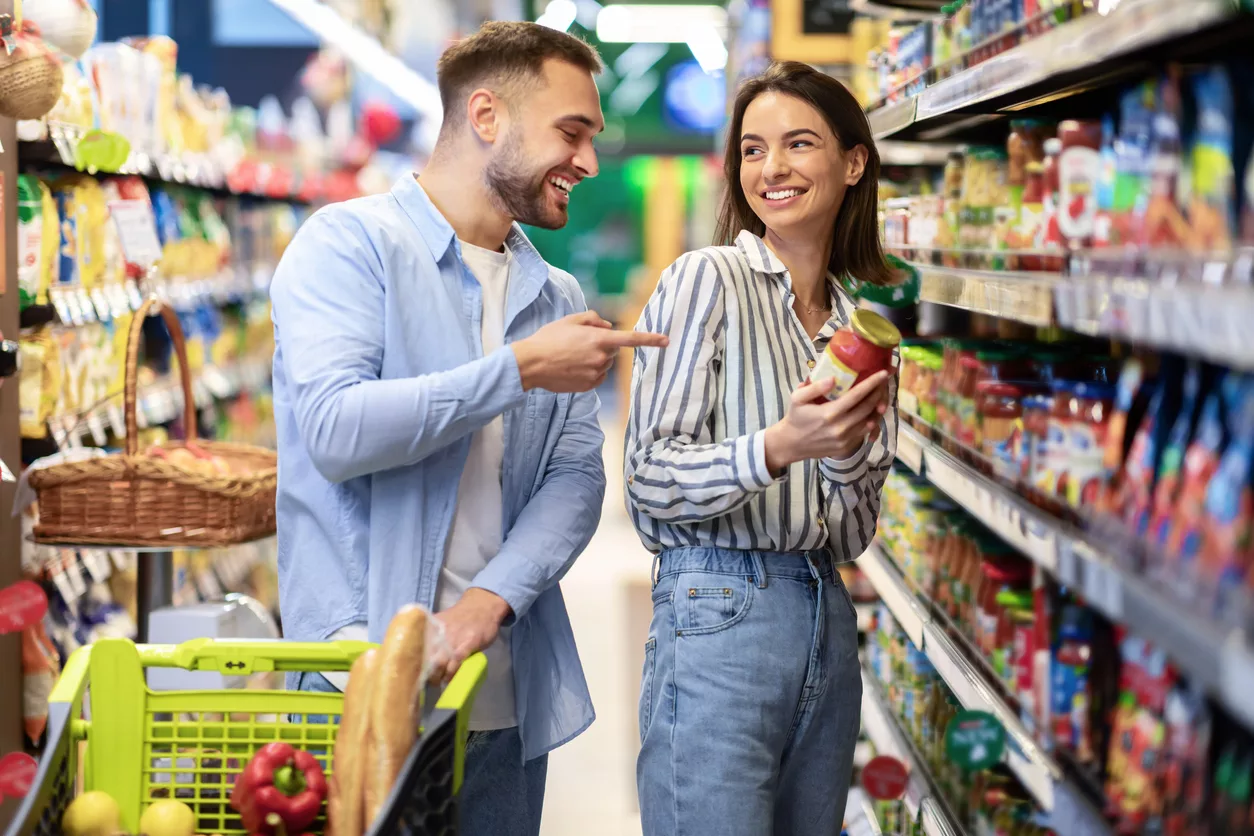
[483,130,568,230]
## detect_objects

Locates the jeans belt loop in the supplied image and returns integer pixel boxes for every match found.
[651,553,661,590]
[750,552,768,589]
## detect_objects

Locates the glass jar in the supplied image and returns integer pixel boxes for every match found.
[955,352,983,447]
[1063,381,1116,508]
[811,309,901,400]
[977,380,1025,479]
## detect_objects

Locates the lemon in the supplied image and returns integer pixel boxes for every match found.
[138,799,196,836]
[61,791,122,836]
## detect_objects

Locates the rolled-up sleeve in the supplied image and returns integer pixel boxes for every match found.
[624,253,778,525]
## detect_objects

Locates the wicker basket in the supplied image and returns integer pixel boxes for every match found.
[0,35,64,121]
[29,297,277,547]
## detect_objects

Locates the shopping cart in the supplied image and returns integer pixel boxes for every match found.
[5,637,486,836]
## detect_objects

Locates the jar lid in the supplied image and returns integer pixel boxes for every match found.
[976,380,1023,398]
[850,309,901,349]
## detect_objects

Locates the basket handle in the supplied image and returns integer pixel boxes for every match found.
[125,296,198,455]
[136,638,374,675]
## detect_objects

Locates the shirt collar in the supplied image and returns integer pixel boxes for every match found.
[734,229,787,275]
[735,228,860,339]
[389,173,547,271]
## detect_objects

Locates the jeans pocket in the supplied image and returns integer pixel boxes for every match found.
[638,637,657,744]
[676,573,754,636]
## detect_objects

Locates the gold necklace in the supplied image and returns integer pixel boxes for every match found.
[798,300,831,315]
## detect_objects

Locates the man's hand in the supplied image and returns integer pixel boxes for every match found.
[432,588,513,685]
[511,311,669,393]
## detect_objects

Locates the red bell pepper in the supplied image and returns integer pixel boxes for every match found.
[230,742,327,835]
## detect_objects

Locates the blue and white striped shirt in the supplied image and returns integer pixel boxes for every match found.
[624,230,898,560]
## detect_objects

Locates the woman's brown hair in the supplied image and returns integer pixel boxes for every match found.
[714,61,894,287]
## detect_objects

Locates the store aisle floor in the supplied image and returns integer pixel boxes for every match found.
[540,414,651,836]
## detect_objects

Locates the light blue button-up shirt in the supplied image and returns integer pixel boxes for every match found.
[269,174,604,761]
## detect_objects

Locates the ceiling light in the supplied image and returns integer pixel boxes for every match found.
[686,25,727,73]
[596,3,728,43]
[266,0,442,148]
[536,0,579,31]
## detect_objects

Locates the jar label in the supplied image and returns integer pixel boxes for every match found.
[1058,146,1100,241]
[812,351,858,399]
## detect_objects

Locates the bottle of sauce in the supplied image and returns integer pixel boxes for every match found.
[1040,137,1065,271]
[1018,161,1046,271]
[1057,119,1104,251]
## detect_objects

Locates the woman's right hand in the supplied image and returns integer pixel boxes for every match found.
[763,371,890,475]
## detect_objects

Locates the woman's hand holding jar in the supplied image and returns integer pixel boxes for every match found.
[763,371,891,475]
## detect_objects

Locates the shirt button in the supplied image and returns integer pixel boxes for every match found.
[817,516,825,528]
[807,359,816,369]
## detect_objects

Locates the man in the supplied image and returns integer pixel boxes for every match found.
[269,21,666,835]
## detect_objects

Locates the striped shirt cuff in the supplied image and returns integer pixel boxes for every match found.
[819,439,872,485]
[741,429,781,490]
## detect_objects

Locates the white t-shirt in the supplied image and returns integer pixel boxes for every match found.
[326,241,516,732]
[435,240,515,730]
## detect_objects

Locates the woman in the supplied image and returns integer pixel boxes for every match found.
[625,61,900,835]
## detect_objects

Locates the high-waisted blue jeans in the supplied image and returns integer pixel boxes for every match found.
[637,547,862,835]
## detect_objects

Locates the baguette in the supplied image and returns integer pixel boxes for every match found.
[365,605,428,826]
[329,649,377,836]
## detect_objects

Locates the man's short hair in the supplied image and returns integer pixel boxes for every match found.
[436,21,602,126]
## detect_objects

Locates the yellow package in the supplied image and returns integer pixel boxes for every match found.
[19,337,49,438]
[108,311,133,395]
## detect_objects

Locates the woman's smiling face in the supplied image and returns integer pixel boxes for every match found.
[738,91,867,242]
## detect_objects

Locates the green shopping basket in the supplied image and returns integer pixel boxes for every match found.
[5,637,486,836]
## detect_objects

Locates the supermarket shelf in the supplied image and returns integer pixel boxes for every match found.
[47,357,272,450]
[19,138,312,204]
[895,418,1254,735]
[858,546,1110,834]
[860,666,966,836]
[865,0,1238,140]
[914,263,1056,327]
[878,141,960,167]
[1056,268,1254,371]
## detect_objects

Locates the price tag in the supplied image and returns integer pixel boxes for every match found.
[106,282,130,318]
[50,565,78,613]
[1055,539,1079,587]
[897,425,925,474]
[49,286,73,325]
[109,200,163,268]
[1083,559,1124,621]
[0,581,48,634]
[75,288,97,323]
[64,552,88,599]
[0,753,38,800]
[86,410,108,447]
[82,550,110,583]
[108,403,127,438]
[48,416,70,451]
[124,278,145,311]
[110,550,136,571]
[135,399,151,429]
[89,287,112,322]
[862,755,909,801]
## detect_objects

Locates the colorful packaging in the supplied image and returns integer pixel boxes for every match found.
[1188,65,1237,252]
[1160,683,1211,836]
[1146,363,1207,544]
[1050,603,1092,758]
[1166,373,1229,584]
[1202,375,1254,612]
[1140,68,1192,249]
